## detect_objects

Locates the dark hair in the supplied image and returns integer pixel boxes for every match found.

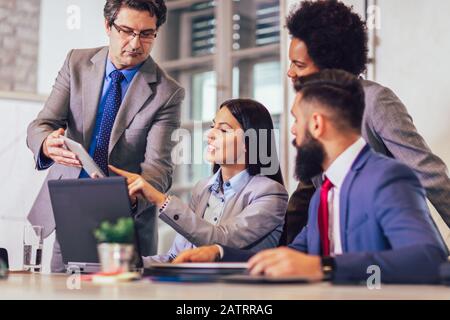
[104,0,167,29]
[286,0,368,75]
[294,69,365,132]
[213,99,284,186]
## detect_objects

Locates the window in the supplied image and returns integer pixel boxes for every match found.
[233,0,280,50]
[158,0,283,203]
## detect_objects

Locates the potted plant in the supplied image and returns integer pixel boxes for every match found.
[94,217,135,273]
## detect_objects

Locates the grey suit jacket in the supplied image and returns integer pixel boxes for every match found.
[26,47,185,256]
[147,174,288,263]
[361,80,450,227]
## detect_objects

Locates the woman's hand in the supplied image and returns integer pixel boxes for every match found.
[172,246,221,264]
[108,165,166,207]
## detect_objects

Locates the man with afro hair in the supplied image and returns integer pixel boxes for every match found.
[281,0,450,245]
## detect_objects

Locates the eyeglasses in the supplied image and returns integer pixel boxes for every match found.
[112,23,157,43]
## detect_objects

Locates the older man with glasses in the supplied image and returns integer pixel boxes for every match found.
[26,0,184,272]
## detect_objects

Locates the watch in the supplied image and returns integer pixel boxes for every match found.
[321,256,336,281]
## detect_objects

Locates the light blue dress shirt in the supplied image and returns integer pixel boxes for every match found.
[202,169,250,226]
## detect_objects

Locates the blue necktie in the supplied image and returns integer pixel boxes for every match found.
[93,70,125,176]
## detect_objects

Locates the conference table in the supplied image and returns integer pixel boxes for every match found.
[1,272,449,300]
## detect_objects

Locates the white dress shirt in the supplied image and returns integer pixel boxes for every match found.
[323,137,367,256]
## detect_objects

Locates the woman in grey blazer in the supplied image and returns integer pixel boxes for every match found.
[110,99,288,263]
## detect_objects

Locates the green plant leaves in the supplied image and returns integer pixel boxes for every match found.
[93,217,134,244]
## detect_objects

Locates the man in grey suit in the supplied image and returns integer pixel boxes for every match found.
[26,0,184,272]
[281,0,450,244]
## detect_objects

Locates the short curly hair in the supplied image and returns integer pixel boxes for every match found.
[286,0,368,76]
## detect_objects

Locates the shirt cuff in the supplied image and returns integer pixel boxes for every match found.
[158,195,172,215]
[37,147,54,170]
[215,244,224,260]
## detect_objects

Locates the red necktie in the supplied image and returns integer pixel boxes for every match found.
[318,177,333,256]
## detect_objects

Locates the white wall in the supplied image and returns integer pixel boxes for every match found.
[38,0,107,94]
[373,0,450,242]
[0,98,55,271]
[375,0,450,166]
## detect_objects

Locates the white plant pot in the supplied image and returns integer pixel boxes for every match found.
[97,243,134,273]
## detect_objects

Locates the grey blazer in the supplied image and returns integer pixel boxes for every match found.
[313,80,450,226]
[147,174,289,263]
[26,47,185,256]
[361,80,450,226]
[278,78,450,246]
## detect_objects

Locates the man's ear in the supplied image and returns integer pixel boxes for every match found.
[309,112,325,139]
[105,19,112,36]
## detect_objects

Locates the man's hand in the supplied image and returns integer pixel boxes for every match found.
[42,128,81,168]
[248,247,324,281]
[172,246,221,264]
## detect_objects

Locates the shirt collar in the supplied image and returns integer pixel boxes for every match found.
[324,137,367,189]
[105,59,143,83]
[208,168,251,196]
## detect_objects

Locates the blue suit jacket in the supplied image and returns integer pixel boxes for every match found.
[223,146,448,284]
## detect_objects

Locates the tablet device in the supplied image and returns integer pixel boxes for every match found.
[62,136,106,178]
[48,177,133,265]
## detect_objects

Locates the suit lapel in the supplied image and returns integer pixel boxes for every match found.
[308,196,322,254]
[108,57,157,155]
[82,47,108,148]
[198,187,212,218]
[339,145,371,252]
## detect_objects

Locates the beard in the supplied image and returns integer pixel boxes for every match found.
[293,131,325,183]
